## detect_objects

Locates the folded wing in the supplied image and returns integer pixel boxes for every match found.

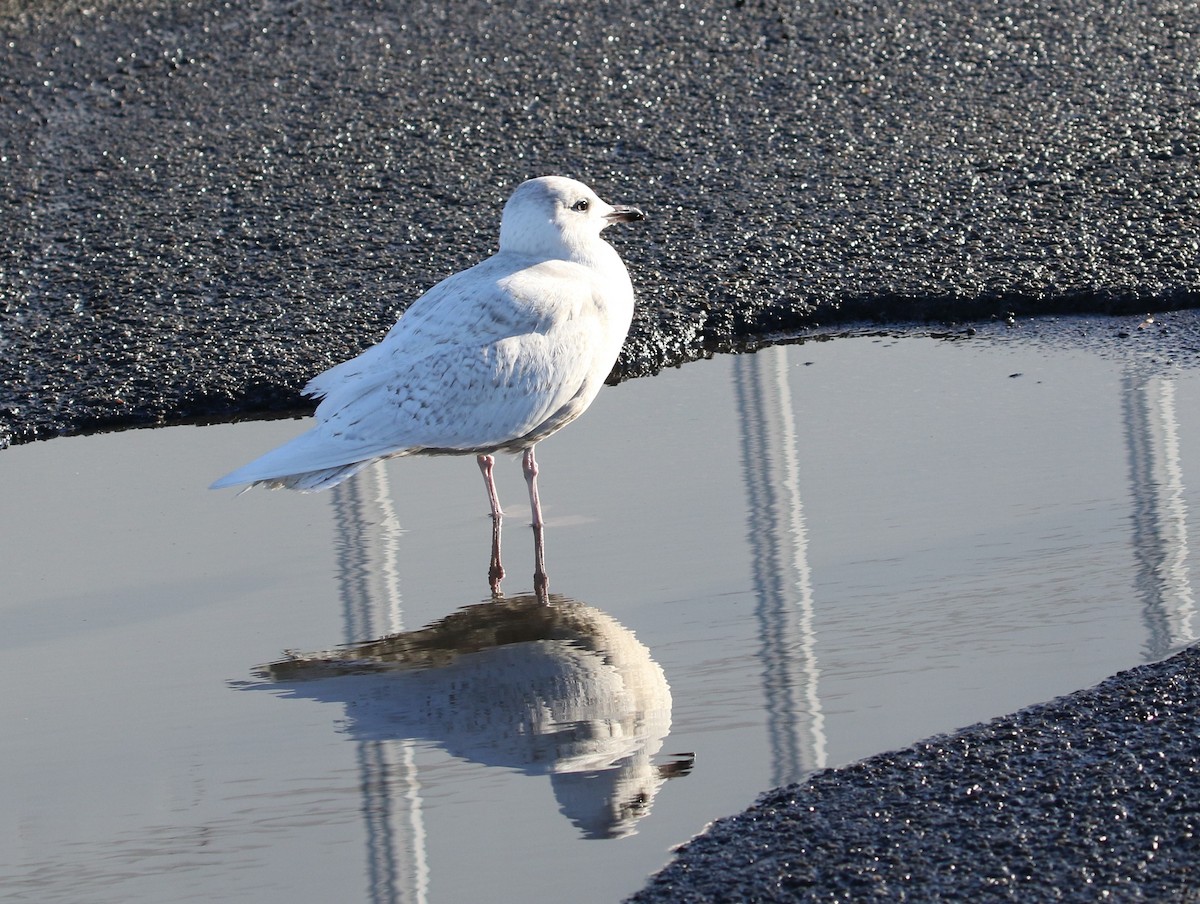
[211,256,612,490]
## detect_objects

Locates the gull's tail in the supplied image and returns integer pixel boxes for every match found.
[211,461,372,492]
[210,428,385,493]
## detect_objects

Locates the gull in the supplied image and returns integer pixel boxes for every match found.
[211,175,645,593]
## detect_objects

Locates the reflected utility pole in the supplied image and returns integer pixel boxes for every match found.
[734,345,827,786]
[332,462,429,904]
[1123,372,1197,658]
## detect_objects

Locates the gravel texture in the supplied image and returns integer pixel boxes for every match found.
[3,0,1199,445]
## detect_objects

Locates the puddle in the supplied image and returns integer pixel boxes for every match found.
[2,333,1197,903]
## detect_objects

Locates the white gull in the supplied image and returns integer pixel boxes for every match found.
[211,175,645,589]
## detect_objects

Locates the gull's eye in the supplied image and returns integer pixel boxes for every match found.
[571,198,590,212]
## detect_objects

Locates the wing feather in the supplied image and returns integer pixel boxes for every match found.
[211,254,615,489]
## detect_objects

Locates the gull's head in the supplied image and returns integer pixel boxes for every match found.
[498,176,645,261]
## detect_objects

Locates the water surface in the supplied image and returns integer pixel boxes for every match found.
[2,333,1196,902]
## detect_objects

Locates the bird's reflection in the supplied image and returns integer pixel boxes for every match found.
[259,593,692,839]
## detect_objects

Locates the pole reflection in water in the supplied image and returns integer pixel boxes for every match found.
[332,462,429,904]
[1124,372,1197,658]
[734,344,827,787]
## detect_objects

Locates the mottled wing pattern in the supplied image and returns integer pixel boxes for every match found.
[262,257,609,472]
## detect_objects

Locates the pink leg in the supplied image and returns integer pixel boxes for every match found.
[522,446,548,599]
[477,454,504,595]
[477,453,503,520]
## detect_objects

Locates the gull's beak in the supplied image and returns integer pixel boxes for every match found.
[604,205,646,225]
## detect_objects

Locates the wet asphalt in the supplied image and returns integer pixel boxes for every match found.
[3,0,1200,899]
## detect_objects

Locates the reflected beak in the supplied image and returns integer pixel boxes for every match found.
[604,205,646,225]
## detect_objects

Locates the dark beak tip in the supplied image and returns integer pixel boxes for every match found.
[608,206,646,224]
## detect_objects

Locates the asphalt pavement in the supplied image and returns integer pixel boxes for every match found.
[3,0,1198,445]
[631,639,1200,903]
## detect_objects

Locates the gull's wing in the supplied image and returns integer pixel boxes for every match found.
[211,255,616,487]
